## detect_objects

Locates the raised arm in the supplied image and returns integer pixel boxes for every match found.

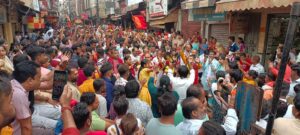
[188,69,195,85]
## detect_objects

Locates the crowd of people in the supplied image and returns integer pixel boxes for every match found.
[0,24,300,135]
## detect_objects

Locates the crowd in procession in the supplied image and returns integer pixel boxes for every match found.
[0,24,300,135]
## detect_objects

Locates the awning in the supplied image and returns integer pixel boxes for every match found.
[17,4,38,16]
[150,25,165,29]
[20,0,40,11]
[181,0,216,10]
[111,15,122,21]
[216,0,297,12]
[150,9,178,26]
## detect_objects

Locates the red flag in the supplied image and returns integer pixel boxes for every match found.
[132,15,147,30]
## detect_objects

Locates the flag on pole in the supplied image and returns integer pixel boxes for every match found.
[132,15,147,30]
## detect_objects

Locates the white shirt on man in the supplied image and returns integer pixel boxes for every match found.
[152,56,165,66]
[176,119,205,135]
[222,109,239,135]
[96,94,107,118]
[131,54,141,64]
[167,69,195,103]
[283,105,295,119]
[287,78,300,98]
[250,63,265,74]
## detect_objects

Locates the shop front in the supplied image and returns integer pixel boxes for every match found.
[189,7,228,45]
[228,12,261,54]
[149,8,178,32]
[180,0,231,42]
[263,12,300,64]
[0,0,24,44]
[216,0,298,64]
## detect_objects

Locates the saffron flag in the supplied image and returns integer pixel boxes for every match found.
[132,15,147,30]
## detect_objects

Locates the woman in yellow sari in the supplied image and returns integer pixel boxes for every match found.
[138,59,153,106]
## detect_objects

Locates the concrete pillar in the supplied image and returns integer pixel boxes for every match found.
[257,12,267,53]
[200,21,205,36]
[176,9,182,32]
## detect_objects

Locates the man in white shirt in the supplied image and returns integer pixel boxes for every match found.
[249,55,265,74]
[272,93,300,135]
[287,64,300,98]
[115,64,129,87]
[131,47,141,64]
[176,97,207,135]
[177,34,185,46]
[93,79,108,118]
[168,65,195,103]
[152,50,165,66]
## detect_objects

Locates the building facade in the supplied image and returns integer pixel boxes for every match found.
[216,0,300,64]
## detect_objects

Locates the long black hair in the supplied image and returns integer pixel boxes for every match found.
[157,75,172,97]
[138,59,149,79]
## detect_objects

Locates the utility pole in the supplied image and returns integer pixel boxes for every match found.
[265,2,300,135]
[96,0,99,25]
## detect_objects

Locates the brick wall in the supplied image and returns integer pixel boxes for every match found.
[181,10,202,40]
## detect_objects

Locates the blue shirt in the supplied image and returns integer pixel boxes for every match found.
[192,43,199,51]
[54,119,63,135]
[103,77,114,111]
[199,44,208,55]
[229,43,239,52]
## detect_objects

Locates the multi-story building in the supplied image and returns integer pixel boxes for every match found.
[0,0,43,44]
[0,0,20,43]
[81,0,115,24]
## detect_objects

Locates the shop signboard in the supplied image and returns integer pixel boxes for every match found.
[149,0,168,17]
[127,0,143,6]
[193,13,225,21]
[192,7,225,21]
